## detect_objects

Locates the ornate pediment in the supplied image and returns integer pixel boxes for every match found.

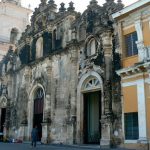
[75,0,124,35]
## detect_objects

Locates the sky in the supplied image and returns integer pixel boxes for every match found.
[21,0,139,12]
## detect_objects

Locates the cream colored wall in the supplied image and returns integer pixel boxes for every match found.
[122,55,138,68]
[123,85,138,113]
[118,5,150,69]
[143,21,150,46]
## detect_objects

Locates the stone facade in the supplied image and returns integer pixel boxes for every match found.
[0,0,32,60]
[0,0,124,147]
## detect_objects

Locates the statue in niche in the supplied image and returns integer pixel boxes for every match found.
[36,37,43,58]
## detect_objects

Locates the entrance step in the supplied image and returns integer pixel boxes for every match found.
[50,144,100,149]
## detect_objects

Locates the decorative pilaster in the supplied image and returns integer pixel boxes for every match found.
[101,30,113,113]
[66,41,78,144]
[137,80,148,143]
[134,20,145,62]
[41,62,52,143]
[101,30,113,148]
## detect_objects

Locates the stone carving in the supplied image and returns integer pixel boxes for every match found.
[0,98,7,108]
[21,110,28,124]
[59,3,66,13]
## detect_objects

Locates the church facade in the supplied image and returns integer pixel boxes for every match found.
[0,0,124,147]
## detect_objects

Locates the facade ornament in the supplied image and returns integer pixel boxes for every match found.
[89,0,98,7]
[117,0,124,10]
[59,3,66,13]
[48,0,54,4]
[21,110,28,124]
[40,0,47,5]
[67,1,75,12]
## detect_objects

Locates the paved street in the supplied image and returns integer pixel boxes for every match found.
[0,142,135,150]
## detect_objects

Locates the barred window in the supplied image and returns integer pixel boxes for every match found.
[125,32,138,57]
[124,112,139,140]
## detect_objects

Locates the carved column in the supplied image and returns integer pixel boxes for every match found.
[67,42,78,144]
[22,67,31,141]
[102,31,113,113]
[134,20,145,62]
[101,30,113,148]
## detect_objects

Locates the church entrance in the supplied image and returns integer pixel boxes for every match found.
[0,108,6,141]
[83,91,101,144]
[33,88,44,141]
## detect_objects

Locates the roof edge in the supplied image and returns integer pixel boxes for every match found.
[112,0,150,19]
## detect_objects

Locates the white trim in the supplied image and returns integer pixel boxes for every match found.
[122,79,144,87]
[112,0,150,19]
[125,140,138,144]
[137,80,147,140]
[135,20,143,42]
[121,73,143,80]
[76,71,103,144]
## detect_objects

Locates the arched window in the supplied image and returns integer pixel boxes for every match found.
[36,37,43,58]
[87,38,96,56]
[34,88,44,100]
[10,28,18,44]
[82,76,101,92]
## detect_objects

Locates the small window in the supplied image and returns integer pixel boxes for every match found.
[87,38,96,56]
[125,32,138,57]
[124,112,139,140]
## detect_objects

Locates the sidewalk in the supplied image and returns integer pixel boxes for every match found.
[23,141,135,150]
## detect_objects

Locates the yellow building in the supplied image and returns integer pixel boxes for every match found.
[112,0,150,149]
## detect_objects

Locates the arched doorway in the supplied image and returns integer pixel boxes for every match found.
[77,71,103,144]
[33,88,44,141]
[82,77,101,144]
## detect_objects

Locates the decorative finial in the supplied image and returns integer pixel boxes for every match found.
[67,1,75,11]
[117,0,124,10]
[59,2,66,12]
[90,0,98,5]
[48,0,54,5]
[106,0,114,2]
[40,0,47,5]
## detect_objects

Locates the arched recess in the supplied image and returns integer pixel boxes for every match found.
[77,71,104,144]
[36,37,43,59]
[84,35,100,57]
[0,96,7,138]
[28,84,45,141]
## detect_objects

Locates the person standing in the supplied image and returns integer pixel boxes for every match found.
[31,126,38,148]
